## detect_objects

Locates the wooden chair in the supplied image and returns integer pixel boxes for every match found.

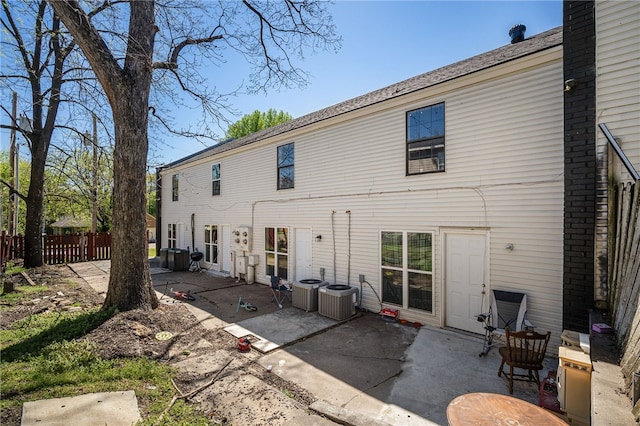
[498,328,551,394]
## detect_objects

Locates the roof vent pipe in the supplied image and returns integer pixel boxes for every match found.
[509,24,526,44]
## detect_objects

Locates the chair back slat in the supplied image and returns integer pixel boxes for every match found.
[505,328,550,369]
[499,328,550,394]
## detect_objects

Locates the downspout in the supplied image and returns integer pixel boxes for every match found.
[599,124,640,180]
[346,210,351,286]
[331,210,336,284]
[156,168,162,250]
[191,213,195,253]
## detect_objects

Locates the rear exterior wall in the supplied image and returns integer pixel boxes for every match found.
[596,0,640,181]
[160,50,565,346]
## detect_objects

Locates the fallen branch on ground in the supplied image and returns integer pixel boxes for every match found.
[154,359,233,425]
[21,271,37,286]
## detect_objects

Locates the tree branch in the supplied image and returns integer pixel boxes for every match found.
[153,33,224,70]
[47,0,124,103]
[0,179,28,202]
[149,106,214,140]
[153,359,233,426]
[1,0,35,72]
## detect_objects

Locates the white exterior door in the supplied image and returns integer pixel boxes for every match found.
[221,225,231,273]
[294,228,312,281]
[445,232,487,333]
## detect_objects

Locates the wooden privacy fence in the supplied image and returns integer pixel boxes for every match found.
[1,231,112,268]
[608,180,640,412]
[43,232,112,265]
[0,230,24,270]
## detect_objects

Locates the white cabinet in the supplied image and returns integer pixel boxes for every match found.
[557,345,592,425]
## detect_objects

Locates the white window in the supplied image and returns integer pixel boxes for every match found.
[265,227,289,280]
[381,231,433,313]
[277,143,294,190]
[212,163,221,196]
[204,225,218,264]
[172,174,179,201]
[407,103,445,175]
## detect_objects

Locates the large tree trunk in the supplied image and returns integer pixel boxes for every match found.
[102,3,158,311]
[23,164,45,268]
[24,102,57,269]
[15,7,63,269]
[103,83,158,310]
[23,133,47,267]
[49,0,158,311]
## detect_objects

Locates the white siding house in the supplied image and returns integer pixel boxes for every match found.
[158,28,565,344]
[596,0,640,183]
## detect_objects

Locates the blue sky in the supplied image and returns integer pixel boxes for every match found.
[1,1,562,166]
[157,0,562,165]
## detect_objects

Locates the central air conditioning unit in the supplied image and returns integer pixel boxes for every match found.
[292,279,329,312]
[318,285,359,321]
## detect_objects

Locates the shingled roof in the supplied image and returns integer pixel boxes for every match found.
[50,215,90,229]
[161,26,562,170]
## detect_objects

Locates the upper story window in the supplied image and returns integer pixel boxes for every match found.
[172,174,179,201]
[406,103,445,175]
[277,143,294,190]
[212,163,221,196]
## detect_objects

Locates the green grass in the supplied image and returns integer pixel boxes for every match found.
[0,284,50,310]
[0,290,212,425]
[148,246,157,258]
[4,262,26,276]
[281,388,294,399]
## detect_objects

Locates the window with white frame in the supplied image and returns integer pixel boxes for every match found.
[277,143,294,190]
[265,227,288,280]
[167,223,177,248]
[172,174,179,201]
[381,231,433,313]
[211,163,220,196]
[406,103,445,175]
[204,225,218,264]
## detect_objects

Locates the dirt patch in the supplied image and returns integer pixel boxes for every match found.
[0,265,103,329]
[0,265,322,426]
[81,304,220,359]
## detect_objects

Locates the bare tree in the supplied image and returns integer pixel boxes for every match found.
[1,0,111,267]
[48,0,340,311]
[45,133,114,232]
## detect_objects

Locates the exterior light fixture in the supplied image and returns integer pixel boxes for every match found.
[315,235,322,242]
[564,79,577,92]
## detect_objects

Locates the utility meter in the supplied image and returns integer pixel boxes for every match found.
[232,226,251,251]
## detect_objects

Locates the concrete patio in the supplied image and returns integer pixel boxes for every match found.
[65,260,560,425]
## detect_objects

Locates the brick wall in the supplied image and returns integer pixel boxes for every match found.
[563,0,596,332]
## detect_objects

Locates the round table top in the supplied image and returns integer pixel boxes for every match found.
[447,392,567,426]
